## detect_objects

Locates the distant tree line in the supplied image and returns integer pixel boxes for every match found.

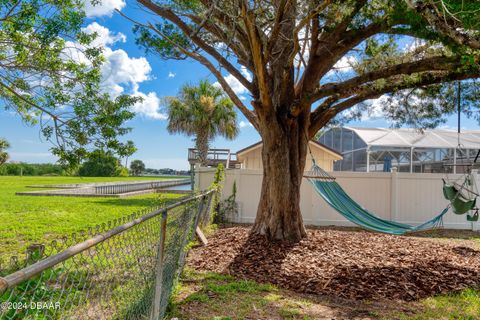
[129,159,190,176]
[0,147,129,177]
[143,168,190,176]
[0,163,64,176]
[0,139,188,177]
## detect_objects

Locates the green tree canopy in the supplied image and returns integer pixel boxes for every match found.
[130,159,146,176]
[0,1,139,167]
[0,138,9,165]
[166,80,238,165]
[78,149,124,177]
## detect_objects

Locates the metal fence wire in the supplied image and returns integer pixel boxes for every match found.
[0,190,214,320]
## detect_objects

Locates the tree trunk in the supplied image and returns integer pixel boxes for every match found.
[196,131,209,166]
[251,117,309,242]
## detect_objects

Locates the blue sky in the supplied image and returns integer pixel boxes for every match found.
[0,1,478,170]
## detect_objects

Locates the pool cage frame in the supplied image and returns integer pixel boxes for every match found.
[319,127,480,174]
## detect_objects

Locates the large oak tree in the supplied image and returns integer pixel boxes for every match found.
[125,0,480,241]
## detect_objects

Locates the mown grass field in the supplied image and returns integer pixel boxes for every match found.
[0,176,186,258]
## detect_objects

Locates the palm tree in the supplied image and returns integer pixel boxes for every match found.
[0,138,10,165]
[166,80,239,165]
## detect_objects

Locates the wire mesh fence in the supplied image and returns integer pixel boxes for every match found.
[0,190,213,320]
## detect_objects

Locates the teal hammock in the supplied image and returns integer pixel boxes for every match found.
[306,165,449,235]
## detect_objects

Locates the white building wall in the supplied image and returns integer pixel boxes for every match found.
[195,168,479,230]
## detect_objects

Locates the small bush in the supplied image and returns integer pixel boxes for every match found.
[78,150,124,177]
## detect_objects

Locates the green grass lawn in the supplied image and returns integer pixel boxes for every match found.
[169,268,480,320]
[0,176,186,258]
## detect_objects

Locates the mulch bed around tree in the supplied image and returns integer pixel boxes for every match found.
[187,226,480,301]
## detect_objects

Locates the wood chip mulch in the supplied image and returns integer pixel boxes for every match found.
[188,227,480,301]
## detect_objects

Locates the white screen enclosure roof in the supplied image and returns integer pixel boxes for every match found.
[346,127,480,149]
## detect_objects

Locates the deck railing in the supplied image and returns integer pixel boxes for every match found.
[94,178,191,195]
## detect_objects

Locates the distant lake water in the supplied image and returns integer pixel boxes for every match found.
[162,183,192,191]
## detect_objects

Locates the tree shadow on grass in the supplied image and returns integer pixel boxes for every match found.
[173,268,420,320]
[91,197,168,208]
[92,192,187,208]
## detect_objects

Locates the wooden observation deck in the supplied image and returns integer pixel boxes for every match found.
[188,148,239,169]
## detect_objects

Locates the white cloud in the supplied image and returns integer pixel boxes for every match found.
[214,74,249,96]
[213,65,252,99]
[324,55,358,79]
[332,55,358,72]
[62,40,90,65]
[84,0,125,17]
[82,22,126,47]
[225,74,249,95]
[240,66,252,81]
[364,95,390,120]
[239,120,253,129]
[131,86,167,120]
[101,47,152,95]
[99,49,165,120]
[340,94,389,122]
[168,72,176,78]
[69,23,162,120]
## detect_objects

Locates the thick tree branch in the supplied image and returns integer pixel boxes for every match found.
[406,0,480,50]
[197,0,251,53]
[240,0,272,110]
[308,70,479,136]
[309,55,462,102]
[265,0,289,60]
[0,80,63,123]
[297,18,384,99]
[137,0,253,92]
[185,13,250,66]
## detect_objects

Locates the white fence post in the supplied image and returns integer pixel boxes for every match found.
[390,167,398,221]
[472,169,479,232]
[194,165,200,190]
[234,169,241,223]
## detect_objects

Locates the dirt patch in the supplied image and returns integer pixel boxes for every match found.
[188,226,480,302]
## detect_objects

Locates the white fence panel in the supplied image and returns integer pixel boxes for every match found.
[195,167,478,230]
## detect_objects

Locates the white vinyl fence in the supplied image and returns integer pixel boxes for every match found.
[195,167,480,230]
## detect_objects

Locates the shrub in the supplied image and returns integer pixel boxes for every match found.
[79,150,123,177]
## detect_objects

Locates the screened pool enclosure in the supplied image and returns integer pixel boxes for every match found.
[319,127,480,173]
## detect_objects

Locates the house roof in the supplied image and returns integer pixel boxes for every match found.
[237,140,343,159]
[345,127,480,149]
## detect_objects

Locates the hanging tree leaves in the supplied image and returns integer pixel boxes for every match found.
[0,1,140,167]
